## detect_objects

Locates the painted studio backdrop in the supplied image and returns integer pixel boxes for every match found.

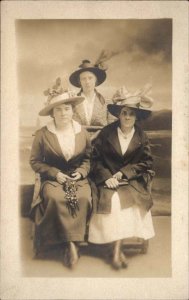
[17,19,172,277]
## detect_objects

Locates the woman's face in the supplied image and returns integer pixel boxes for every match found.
[119,107,136,129]
[52,103,73,126]
[79,71,97,93]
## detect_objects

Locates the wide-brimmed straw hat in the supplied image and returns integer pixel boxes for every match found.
[39,78,84,116]
[69,59,106,88]
[107,85,154,120]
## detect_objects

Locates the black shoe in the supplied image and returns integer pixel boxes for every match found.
[63,242,79,268]
[69,242,79,268]
[62,246,70,267]
[111,240,122,270]
[120,251,128,268]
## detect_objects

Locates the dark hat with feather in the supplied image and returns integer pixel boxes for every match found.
[69,59,107,88]
[69,50,120,87]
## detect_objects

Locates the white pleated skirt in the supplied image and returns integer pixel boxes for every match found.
[88,191,155,244]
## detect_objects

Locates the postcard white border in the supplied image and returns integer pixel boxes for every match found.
[1,1,188,299]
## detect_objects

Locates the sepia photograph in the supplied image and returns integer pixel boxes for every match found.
[18,18,172,278]
[1,1,188,299]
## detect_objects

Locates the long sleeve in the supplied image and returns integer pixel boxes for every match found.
[75,130,91,178]
[92,132,112,185]
[30,130,60,180]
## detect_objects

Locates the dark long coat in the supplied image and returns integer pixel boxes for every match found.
[91,121,154,214]
[30,125,91,184]
[29,124,92,249]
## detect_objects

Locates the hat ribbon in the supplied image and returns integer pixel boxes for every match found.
[43,77,77,106]
[113,84,154,109]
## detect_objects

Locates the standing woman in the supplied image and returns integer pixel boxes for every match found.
[69,59,108,127]
[88,87,155,270]
[30,79,92,268]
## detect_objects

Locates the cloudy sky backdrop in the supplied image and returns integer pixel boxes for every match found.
[16,19,172,126]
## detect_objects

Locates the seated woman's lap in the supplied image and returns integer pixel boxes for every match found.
[42,181,91,210]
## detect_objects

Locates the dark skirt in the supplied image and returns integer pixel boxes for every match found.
[33,180,92,252]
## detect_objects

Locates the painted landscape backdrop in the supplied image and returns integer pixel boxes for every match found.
[20,109,171,217]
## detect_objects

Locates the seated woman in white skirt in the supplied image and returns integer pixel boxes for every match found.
[88,87,155,270]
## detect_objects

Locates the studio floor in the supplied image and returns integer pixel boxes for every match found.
[20,216,171,278]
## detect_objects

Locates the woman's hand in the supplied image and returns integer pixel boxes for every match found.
[113,171,123,181]
[71,172,82,181]
[56,172,71,184]
[105,177,119,189]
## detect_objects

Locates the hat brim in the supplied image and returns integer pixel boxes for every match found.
[39,96,84,116]
[69,67,106,88]
[107,104,152,120]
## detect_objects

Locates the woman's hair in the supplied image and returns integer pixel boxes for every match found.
[49,110,54,118]
[49,103,73,118]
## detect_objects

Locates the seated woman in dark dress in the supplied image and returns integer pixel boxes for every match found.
[30,79,92,268]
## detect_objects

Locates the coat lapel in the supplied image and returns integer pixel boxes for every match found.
[44,129,64,158]
[123,128,142,159]
[73,131,84,158]
[90,91,105,125]
[67,130,86,163]
[90,95,100,125]
[45,120,85,162]
[75,90,88,125]
[107,125,122,156]
[107,124,142,159]
[74,102,88,125]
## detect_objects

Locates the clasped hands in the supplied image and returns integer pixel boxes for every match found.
[105,171,123,189]
[56,171,81,184]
